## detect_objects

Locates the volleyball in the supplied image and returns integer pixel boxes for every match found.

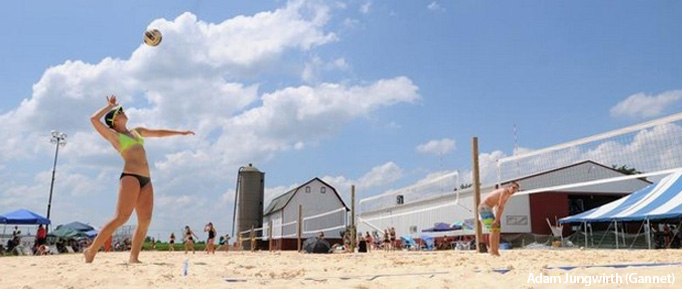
[143,29,163,47]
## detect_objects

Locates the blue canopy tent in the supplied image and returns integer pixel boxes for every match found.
[560,171,682,248]
[0,215,6,224]
[1,209,51,225]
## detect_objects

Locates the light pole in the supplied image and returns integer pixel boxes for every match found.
[47,130,67,232]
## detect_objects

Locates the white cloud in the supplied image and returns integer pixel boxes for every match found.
[357,162,403,188]
[260,161,404,209]
[610,90,682,119]
[342,18,361,30]
[427,2,445,12]
[416,138,456,155]
[360,2,372,14]
[302,56,350,83]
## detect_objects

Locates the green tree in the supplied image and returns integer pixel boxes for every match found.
[611,164,643,175]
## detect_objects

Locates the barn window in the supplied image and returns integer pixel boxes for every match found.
[305,186,311,193]
[321,187,326,194]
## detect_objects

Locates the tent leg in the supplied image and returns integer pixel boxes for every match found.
[583,222,588,248]
[645,219,651,250]
[614,221,619,249]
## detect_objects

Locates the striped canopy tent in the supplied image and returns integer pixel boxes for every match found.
[560,170,682,224]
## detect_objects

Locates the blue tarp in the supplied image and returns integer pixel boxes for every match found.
[560,171,682,224]
[0,215,6,224]
[422,222,458,232]
[0,209,51,225]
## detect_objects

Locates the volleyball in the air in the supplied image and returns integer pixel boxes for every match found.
[143,29,163,47]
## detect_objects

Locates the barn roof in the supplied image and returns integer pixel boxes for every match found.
[263,177,349,216]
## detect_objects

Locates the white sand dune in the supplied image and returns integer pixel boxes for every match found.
[1,249,680,288]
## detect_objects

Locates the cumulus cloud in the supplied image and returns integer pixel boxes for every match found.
[610,90,682,119]
[260,161,404,210]
[359,2,372,14]
[416,138,456,155]
[302,56,350,83]
[427,2,445,12]
[0,1,420,237]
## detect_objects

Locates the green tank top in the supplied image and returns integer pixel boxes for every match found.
[118,129,144,152]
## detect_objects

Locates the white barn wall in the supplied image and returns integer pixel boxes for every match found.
[267,179,347,239]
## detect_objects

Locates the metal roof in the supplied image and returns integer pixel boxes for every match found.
[263,189,297,216]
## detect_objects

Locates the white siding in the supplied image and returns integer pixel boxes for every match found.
[267,179,347,239]
[358,187,531,237]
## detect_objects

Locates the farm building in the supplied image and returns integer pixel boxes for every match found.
[263,177,349,250]
[358,160,652,240]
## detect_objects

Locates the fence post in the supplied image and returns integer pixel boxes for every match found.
[250,226,255,252]
[298,204,303,252]
[351,185,356,252]
[269,219,273,252]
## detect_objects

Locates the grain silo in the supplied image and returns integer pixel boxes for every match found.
[231,164,265,248]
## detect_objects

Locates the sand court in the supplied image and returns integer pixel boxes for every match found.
[1,249,681,289]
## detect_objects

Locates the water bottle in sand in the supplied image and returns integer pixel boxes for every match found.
[182,259,189,276]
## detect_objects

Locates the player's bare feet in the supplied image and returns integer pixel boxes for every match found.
[84,248,96,263]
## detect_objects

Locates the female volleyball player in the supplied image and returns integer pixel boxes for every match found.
[84,95,194,263]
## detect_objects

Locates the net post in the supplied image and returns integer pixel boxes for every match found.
[351,185,356,252]
[297,204,303,252]
[268,219,273,252]
[472,137,485,253]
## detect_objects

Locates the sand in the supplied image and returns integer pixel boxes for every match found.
[1,249,681,289]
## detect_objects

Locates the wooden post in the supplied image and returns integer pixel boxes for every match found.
[472,137,485,253]
[297,204,303,252]
[250,226,255,252]
[351,185,356,252]
[268,219,273,252]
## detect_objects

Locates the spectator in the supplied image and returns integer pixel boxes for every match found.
[383,229,391,252]
[365,232,373,251]
[169,233,176,252]
[358,235,368,253]
[390,227,397,251]
[35,225,47,248]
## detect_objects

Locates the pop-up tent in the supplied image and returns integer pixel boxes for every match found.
[48,225,88,239]
[0,215,6,224]
[0,209,51,225]
[561,171,682,224]
[560,170,682,249]
[58,221,98,238]
[62,222,94,232]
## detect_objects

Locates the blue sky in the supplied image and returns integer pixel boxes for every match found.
[1,0,681,239]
